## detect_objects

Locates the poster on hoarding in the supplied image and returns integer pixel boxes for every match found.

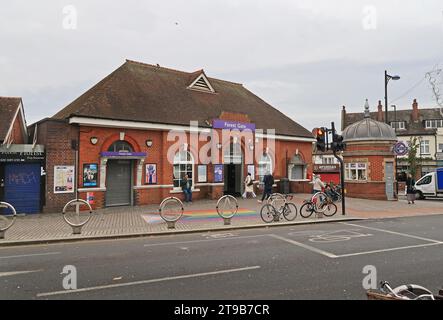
[214,164,224,183]
[54,165,75,194]
[198,165,207,183]
[145,164,157,185]
[83,163,98,187]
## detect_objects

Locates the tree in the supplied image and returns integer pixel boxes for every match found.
[407,137,420,178]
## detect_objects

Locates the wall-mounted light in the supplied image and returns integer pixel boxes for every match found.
[146,139,153,148]
[249,144,254,151]
[90,137,98,145]
[216,143,223,149]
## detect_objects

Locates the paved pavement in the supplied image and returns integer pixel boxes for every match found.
[0,194,441,245]
[1,215,443,300]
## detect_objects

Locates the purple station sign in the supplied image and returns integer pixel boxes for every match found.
[100,152,147,157]
[212,119,256,131]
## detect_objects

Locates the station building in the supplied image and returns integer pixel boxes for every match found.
[30,60,315,212]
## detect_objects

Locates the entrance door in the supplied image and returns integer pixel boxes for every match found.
[106,160,132,207]
[385,162,395,200]
[4,163,41,214]
[224,164,242,196]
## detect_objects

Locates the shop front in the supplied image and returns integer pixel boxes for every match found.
[0,144,45,214]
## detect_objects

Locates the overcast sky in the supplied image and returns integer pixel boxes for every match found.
[1,0,443,132]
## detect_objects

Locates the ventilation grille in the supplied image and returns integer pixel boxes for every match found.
[189,75,214,93]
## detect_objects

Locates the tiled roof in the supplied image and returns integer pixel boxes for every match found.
[343,107,443,136]
[53,60,313,138]
[0,97,21,141]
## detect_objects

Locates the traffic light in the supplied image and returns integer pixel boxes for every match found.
[331,133,346,152]
[316,127,327,152]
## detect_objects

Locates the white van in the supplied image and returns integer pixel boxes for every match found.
[414,168,443,199]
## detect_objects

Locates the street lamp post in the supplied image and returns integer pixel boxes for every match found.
[391,104,398,197]
[384,70,400,124]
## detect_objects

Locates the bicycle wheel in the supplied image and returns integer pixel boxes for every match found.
[312,192,328,212]
[260,204,276,223]
[282,203,297,221]
[299,202,315,218]
[322,202,337,217]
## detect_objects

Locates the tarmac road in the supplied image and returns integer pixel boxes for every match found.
[1,214,443,300]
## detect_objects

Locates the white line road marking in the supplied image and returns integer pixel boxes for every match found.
[340,222,443,244]
[144,235,266,247]
[0,270,43,277]
[336,242,443,258]
[268,234,338,258]
[36,266,261,297]
[0,252,61,260]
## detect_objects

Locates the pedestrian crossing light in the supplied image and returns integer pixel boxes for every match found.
[316,127,327,152]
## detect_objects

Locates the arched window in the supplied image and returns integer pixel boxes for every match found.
[289,154,307,180]
[173,150,194,188]
[108,141,133,153]
[258,153,272,183]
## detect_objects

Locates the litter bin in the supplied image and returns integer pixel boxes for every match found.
[280,178,290,194]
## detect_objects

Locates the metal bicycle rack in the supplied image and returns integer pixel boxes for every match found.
[62,199,93,235]
[0,202,17,239]
[159,197,184,229]
[216,195,239,225]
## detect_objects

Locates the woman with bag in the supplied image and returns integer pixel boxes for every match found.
[242,173,256,199]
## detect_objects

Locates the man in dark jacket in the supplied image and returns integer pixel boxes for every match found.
[258,171,274,203]
[181,174,192,203]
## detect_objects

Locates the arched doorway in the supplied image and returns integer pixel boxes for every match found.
[105,141,134,207]
[223,141,244,196]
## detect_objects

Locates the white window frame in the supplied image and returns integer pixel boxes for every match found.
[345,163,368,181]
[390,121,406,130]
[288,154,307,181]
[173,151,194,191]
[425,119,443,129]
[420,140,430,155]
[258,154,273,183]
[438,143,443,153]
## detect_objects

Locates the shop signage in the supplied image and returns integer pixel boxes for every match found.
[100,151,147,157]
[313,164,340,172]
[0,145,45,163]
[212,119,256,131]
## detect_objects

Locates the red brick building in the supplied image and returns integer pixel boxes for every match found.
[33,60,315,211]
[342,100,398,200]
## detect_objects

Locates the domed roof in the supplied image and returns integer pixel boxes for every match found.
[343,99,397,143]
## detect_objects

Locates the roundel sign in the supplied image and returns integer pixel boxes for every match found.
[393,142,408,156]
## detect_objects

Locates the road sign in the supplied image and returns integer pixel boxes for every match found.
[393,142,408,156]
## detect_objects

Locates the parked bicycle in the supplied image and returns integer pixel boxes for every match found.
[260,193,297,223]
[379,281,435,300]
[300,193,337,218]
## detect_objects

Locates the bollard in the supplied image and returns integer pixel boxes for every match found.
[166,220,176,229]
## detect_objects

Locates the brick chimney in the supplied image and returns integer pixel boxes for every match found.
[341,106,346,131]
[377,100,384,122]
[412,99,419,122]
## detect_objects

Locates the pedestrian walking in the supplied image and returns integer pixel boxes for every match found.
[242,173,256,199]
[406,173,416,204]
[181,174,192,203]
[258,171,274,203]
